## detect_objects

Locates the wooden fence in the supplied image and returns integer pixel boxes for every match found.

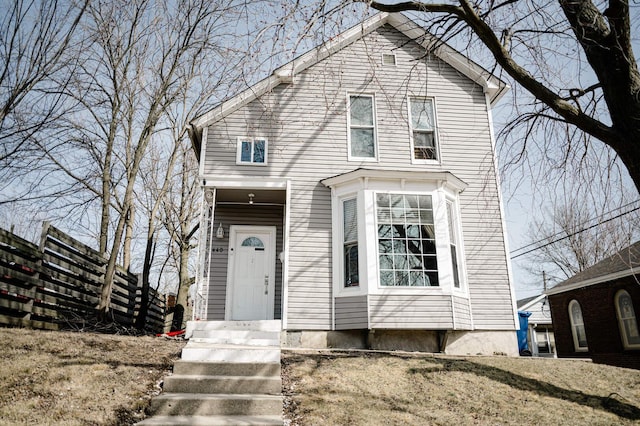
[0,222,165,333]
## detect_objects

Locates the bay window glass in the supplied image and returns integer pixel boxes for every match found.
[376,193,438,286]
[409,98,437,160]
[446,201,461,288]
[343,198,359,287]
[349,95,376,158]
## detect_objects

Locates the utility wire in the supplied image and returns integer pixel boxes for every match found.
[511,198,640,254]
[510,204,640,260]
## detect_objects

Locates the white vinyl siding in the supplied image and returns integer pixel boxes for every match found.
[201,24,514,331]
[335,295,368,329]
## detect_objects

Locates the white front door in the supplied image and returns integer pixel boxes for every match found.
[226,226,276,320]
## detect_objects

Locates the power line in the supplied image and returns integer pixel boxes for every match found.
[511,198,640,255]
[510,204,640,260]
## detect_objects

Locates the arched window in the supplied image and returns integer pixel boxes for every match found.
[615,290,640,349]
[241,237,264,248]
[568,300,588,352]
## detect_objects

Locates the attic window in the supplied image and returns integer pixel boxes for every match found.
[236,136,268,165]
[382,53,396,66]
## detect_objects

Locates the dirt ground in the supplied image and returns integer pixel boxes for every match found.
[3,329,640,426]
[282,350,640,426]
[0,327,185,426]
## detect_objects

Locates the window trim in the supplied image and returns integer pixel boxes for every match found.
[615,290,640,350]
[568,299,588,352]
[236,136,268,166]
[408,96,440,164]
[347,94,378,162]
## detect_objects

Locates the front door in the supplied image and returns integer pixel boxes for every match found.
[226,226,276,320]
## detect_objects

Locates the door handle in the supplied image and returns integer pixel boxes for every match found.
[264,275,269,294]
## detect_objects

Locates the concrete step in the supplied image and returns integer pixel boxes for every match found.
[181,343,280,363]
[163,375,281,395]
[186,321,281,338]
[149,393,283,416]
[190,329,280,346]
[172,361,281,377]
[136,414,282,425]
[189,337,280,347]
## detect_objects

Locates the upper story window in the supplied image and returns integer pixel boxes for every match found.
[568,299,588,352]
[343,198,359,287]
[615,290,640,349]
[348,95,377,160]
[376,193,438,287]
[236,137,267,165]
[409,97,438,161]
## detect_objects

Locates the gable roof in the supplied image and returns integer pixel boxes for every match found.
[546,241,640,296]
[190,12,509,136]
[517,294,544,310]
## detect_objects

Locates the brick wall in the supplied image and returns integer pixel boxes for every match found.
[548,276,640,370]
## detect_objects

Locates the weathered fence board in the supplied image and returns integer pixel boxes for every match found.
[0,223,166,332]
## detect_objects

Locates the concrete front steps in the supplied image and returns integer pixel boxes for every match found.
[137,320,283,426]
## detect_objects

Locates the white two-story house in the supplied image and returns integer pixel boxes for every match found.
[189,12,519,355]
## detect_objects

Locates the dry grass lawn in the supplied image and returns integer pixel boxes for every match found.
[0,327,185,426]
[282,350,640,426]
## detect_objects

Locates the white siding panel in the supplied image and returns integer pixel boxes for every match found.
[335,295,368,329]
[452,295,473,330]
[203,25,515,331]
[369,295,454,329]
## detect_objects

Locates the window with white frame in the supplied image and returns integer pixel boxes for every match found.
[409,97,437,161]
[343,198,359,287]
[446,201,461,288]
[349,95,376,159]
[568,299,588,352]
[376,193,438,287]
[615,290,640,349]
[236,137,267,165]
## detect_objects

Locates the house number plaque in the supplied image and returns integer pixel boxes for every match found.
[212,247,224,253]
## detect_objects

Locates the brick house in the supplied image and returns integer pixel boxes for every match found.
[546,241,640,369]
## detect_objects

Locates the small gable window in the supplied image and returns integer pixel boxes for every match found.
[568,299,588,352]
[382,53,396,66]
[409,97,438,162]
[615,290,640,349]
[237,137,267,165]
[348,95,377,160]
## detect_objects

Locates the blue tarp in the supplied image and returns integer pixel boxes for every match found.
[517,311,532,353]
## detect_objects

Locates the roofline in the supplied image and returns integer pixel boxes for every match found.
[517,294,546,311]
[545,266,640,296]
[191,12,509,130]
[320,168,468,193]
